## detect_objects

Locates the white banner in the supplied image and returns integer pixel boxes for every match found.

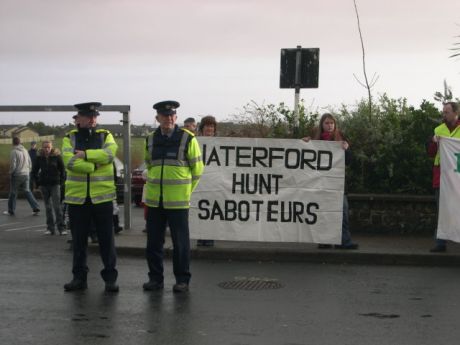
[437,137,460,242]
[189,137,345,243]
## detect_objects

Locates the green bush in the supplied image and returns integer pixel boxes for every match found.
[339,96,440,194]
[236,96,441,195]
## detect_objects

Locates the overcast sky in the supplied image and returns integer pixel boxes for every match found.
[1,0,459,125]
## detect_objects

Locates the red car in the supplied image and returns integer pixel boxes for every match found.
[131,163,146,207]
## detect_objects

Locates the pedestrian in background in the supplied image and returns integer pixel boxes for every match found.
[428,101,460,253]
[32,140,66,235]
[143,100,204,293]
[3,137,40,216]
[62,102,119,293]
[183,117,197,133]
[28,141,38,191]
[303,113,358,250]
[196,115,217,247]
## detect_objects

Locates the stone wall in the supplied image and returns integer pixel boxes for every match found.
[348,194,437,235]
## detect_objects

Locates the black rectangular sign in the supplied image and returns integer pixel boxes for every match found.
[280,48,319,89]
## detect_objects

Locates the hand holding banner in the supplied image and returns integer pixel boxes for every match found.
[190,137,345,243]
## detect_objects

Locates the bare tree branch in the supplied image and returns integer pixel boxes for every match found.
[353,0,377,119]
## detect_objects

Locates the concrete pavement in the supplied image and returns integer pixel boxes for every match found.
[107,204,460,266]
[3,198,460,266]
[111,228,460,266]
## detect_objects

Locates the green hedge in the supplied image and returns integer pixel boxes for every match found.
[236,95,441,195]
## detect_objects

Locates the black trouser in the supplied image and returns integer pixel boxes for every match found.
[68,201,117,282]
[146,206,191,285]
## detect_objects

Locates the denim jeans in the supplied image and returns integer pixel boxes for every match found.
[433,188,446,247]
[40,184,65,232]
[8,174,40,214]
[341,195,353,246]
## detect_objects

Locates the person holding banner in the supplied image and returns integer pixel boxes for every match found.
[303,113,358,250]
[143,100,204,293]
[428,101,460,253]
[196,115,217,247]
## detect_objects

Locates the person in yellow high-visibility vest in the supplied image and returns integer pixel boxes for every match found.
[143,100,204,293]
[428,101,460,253]
[62,102,119,293]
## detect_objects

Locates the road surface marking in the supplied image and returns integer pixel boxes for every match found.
[5,224,47,232]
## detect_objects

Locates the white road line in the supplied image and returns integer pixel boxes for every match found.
[0,222,22,227]
[5,224,46,232]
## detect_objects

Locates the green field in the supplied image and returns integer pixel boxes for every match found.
[0,137,146,169]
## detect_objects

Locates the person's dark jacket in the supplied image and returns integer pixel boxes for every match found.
[28,147,37,164]
[32,148,65,187]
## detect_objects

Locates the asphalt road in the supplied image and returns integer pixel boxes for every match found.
[2,204,460,345]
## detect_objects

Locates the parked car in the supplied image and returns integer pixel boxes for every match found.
[131,162,146,207]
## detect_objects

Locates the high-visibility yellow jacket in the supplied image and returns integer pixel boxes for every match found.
[144,126,204,209]
[434,122,460,166]
[62,128,118,205]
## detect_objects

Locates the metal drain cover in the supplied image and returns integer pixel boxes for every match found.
[218,277,283,290]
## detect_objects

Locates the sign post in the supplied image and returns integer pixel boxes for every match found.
[280,46,320,135]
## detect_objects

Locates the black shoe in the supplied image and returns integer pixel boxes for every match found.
[64,279,87,292]
[114,226,123,234]
[173,283,189,293]
[32,208,40,215]
[335,243,359,250]
[143,280,164,291]
[318,244,332,249]
[105,282,119,293]
[430,246,446,253]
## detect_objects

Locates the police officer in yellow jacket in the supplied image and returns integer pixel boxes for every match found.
[62,102,119,293]
[143,100,204,293]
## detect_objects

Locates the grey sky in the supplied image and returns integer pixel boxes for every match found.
[1,0,459,125]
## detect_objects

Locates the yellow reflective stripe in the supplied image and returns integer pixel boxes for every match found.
[103,148,114,162]
[146,133,154,165]
[67,175,86,182]
[67,175,113,182]
[91,176,114,182]
[63,147,74,153]
[188,155,202,165]
[163,200,190,207]
[147,178,191,185]
[178,131,190,161]
[68,156,78,170]
[65,196,86,203]
[70,133,76,148]
[145,198,159,207]
[151,159,190,167]
[103,142,116,149]
[192,175,201,181]
[92,193,116,203]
